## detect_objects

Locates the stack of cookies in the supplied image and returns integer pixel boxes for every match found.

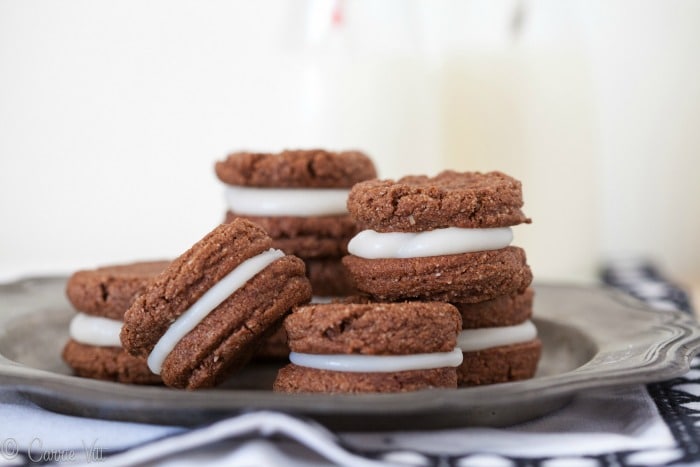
[342,171,541,386]
[214,149,377,298]
[214,149,377,360]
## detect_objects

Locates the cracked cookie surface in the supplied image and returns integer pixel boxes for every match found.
[347,170,530,232]
[66,261,169,320]
[284,302,461,355]
[215,149,376,188]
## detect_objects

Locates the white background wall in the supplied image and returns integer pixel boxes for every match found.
[1,0,699,286]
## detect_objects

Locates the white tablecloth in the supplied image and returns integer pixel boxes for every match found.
[0,382,685,466]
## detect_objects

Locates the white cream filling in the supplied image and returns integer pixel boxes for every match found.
[224,186,350,217]
[458,320,537,352]
[289,348,464,373]
[147,248,285,374]
[69,313,123,347]
[347,227,513,259]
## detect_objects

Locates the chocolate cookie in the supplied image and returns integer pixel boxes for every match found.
[215,149,376,188]
[121,219,312,389]
[62,340,162,384]
[457,340,542,386]
[66,261,170,320]
[347,171,531,232]
[455,288,534,329]
[343,247,532,302]
[62,260,168,384]
[216,149,377,299]
[273,302,462,393]
[274,365,457,393]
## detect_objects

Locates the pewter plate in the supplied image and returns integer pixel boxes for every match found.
[0,277,698,430]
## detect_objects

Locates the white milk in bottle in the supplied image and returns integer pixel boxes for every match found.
[436,2,599,282]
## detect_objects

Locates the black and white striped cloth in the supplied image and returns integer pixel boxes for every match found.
[602,258,699,467]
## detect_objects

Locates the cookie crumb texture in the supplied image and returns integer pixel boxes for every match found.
[215,149,377,188]
[273,365,458,393]
[458,339,542,386]
[348,170,531,232]
[285,302,461,355]
[343,246,532,303]
[121,219,312,389]
[62,340,161,385]
[65,261,169,320]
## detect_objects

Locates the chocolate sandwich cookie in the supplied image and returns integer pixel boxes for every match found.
[215,149,377,298]
[215,149,376,259]
[120,219,312,389]
[62,260,169,384]
[273,302,463,393]
[453,289,541,386]
[343,171,532,302]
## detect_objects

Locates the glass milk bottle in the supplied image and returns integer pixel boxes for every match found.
[437,2,599,283]
[579,2,700,287]
[275,0,442,179]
